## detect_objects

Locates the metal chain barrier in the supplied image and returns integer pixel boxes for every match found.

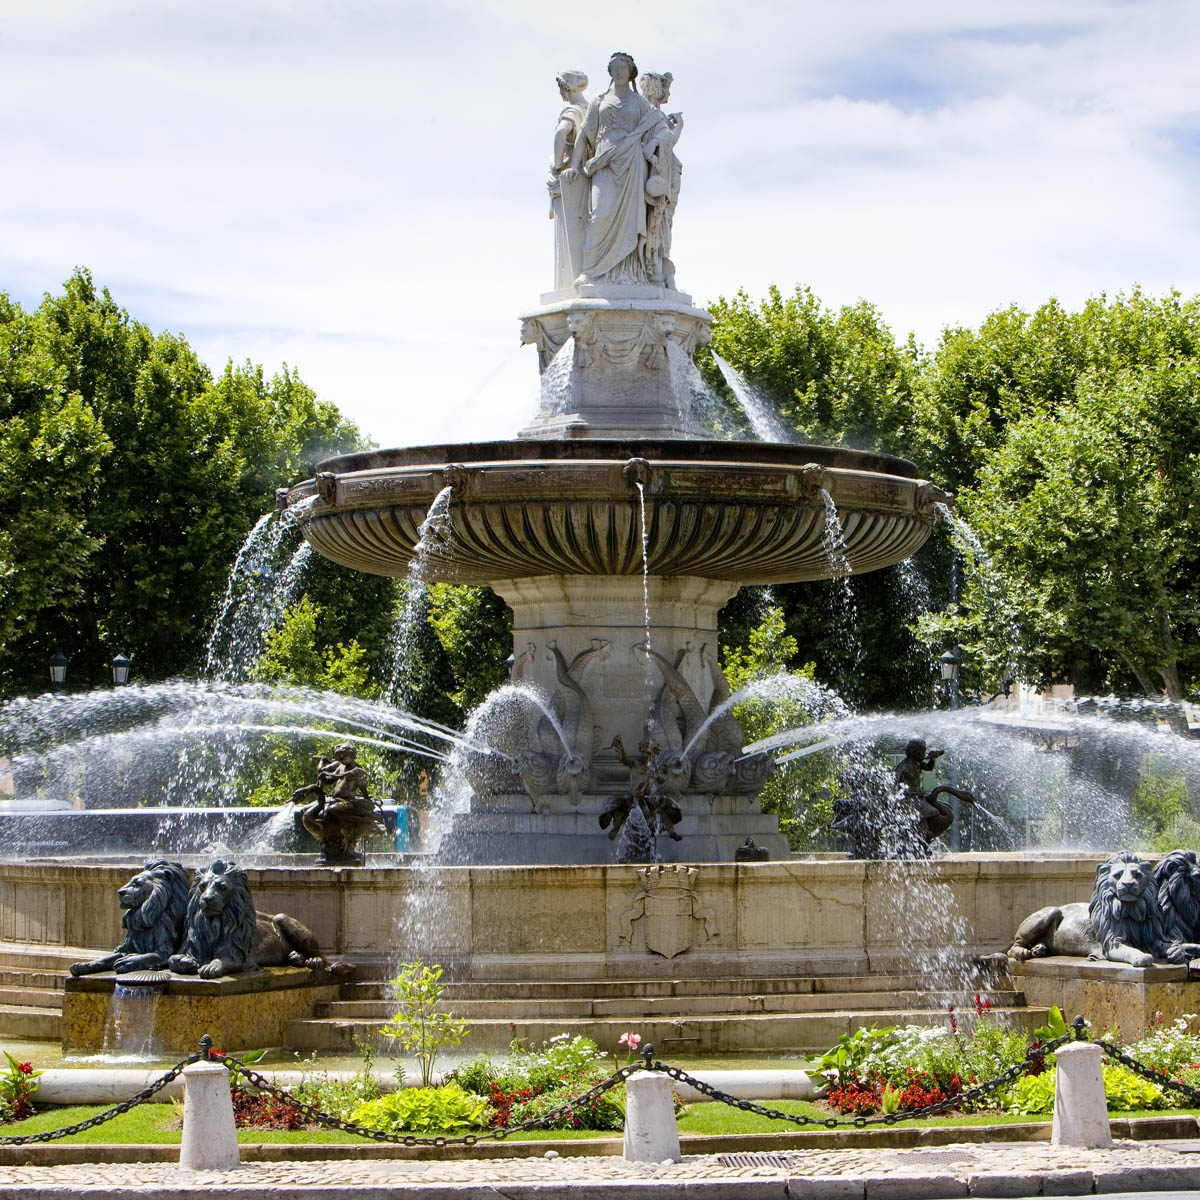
[0,1020,1096,1146]
[0,1050,207,1145]
[1097,1037,1200,1107]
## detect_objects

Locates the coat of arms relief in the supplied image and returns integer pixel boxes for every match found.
[618,865,717,959]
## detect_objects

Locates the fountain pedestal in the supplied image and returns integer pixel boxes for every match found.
[519,285,711,439]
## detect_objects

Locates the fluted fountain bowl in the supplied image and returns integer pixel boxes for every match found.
[284,439,948,586]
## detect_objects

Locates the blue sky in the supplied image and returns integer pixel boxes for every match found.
[4,0,1199,448]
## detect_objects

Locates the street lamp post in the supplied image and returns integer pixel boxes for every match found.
[110,651,132,686]
[48,649,69,692]
[939,649,962,850]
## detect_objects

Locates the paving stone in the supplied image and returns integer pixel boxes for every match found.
[966,1172,1042,1197]
[861,1174,968,1199]
[1093,1163,1200,1191]
[1040,1168,1096,1195]
[786,1177,865,1199]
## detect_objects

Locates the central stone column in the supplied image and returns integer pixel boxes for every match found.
[491,574,739,752]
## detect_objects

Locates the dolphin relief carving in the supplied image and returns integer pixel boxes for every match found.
[515,638,608,807]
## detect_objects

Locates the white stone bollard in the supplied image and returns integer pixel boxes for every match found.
[623,1070,680,1163]
[179,1060,240,1170]
[1052,1040,1112,1148]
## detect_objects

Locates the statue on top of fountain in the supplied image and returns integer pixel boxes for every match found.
[559,51,682,289]
[288,743,385,867]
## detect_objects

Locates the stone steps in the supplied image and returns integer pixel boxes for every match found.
[0,943,92,1043]
[344,973,929,1001]
[321,989,1027,1021]
[286,1003,1048,1055]
[0,1002,61,1041]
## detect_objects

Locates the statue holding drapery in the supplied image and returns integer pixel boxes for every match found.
[561,52,667,286]
[640,72,683,290]
[547,69,589,290]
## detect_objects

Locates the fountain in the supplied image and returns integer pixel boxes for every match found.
[281,51,949,866]
[3,51,1195,1055]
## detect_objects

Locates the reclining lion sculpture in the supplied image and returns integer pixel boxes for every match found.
[1008,852,1200,967]
[69,860,191,977]
[167,860,350,980]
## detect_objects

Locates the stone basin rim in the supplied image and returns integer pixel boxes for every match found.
[308,437,922,480]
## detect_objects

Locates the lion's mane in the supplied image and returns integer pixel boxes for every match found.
[115,860,191,960]
[1154,849,1200,946]
[1089,852,1167,958]
[178,860,257,971]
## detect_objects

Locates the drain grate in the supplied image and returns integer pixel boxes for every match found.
[717,1154,797,1169]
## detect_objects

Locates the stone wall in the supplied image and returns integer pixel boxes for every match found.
[0,854,1104,979]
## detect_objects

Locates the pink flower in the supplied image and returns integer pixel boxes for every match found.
[618,1032,642,1050]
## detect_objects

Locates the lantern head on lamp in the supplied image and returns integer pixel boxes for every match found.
[110,651,132,687]
[48,649,69,690]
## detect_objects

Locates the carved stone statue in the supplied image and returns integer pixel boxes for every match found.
[1007,852,1200,967]
[640,72,682,290]
[561,51,668,286]
[168,860,352,979]
[289,743,385,866]
[69,860,191,976]
[548,70,589,289]
[512,639,606,806]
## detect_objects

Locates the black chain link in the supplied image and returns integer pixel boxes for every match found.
[0,1051,207,1145]
[0,1019,1126,1147]
[213,1049,641,1145]
[1097,1040,1200,1107]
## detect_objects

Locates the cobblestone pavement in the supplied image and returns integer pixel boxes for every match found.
[1,1141,1200,1197]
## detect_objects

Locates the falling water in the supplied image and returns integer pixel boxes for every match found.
[712,352,790,442]
[818,488,865,695]
[540,339,575,417]
[204,513,312,680]
[935,503,1022,667]
[664,342,743,437]
[101,984,162,1060]
[386,486,455,706]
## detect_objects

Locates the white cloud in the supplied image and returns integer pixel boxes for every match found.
[3,0,1199,458]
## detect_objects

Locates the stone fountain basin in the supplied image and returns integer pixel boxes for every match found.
[285,438,947,585]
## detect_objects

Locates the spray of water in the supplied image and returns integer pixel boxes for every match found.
[712,352,791,442]
[386,486,455,706]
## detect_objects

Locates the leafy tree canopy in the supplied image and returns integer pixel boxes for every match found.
[0,269,365,695]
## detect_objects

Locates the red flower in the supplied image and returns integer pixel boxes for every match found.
[16,1063,32,1076]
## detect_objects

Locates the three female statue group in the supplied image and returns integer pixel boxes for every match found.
[549,53,683,291]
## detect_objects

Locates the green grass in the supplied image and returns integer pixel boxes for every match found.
[2,1099,1197,1146]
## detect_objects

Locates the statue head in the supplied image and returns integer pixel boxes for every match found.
[607,52,638,89]
[904,738,927,762]
[556,69,587,99]
[332,742,358,764]
[642,72,672,106]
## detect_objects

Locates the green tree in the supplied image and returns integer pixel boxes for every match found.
[947,360,1200,705]
[0,270,366,695]
[702,284,920,452]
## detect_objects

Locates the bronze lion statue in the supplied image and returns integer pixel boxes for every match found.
[168,860,347,980]
[1154,850,1200,961]
[1008,852,1184,967]
[70,860,191,976]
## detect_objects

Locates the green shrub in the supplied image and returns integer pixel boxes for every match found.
[508,1065,625,1131]
[352,1083,489,1134]
[1007,1063,1167,1116]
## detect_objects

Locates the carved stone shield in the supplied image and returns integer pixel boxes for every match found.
[642,883,695,959]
